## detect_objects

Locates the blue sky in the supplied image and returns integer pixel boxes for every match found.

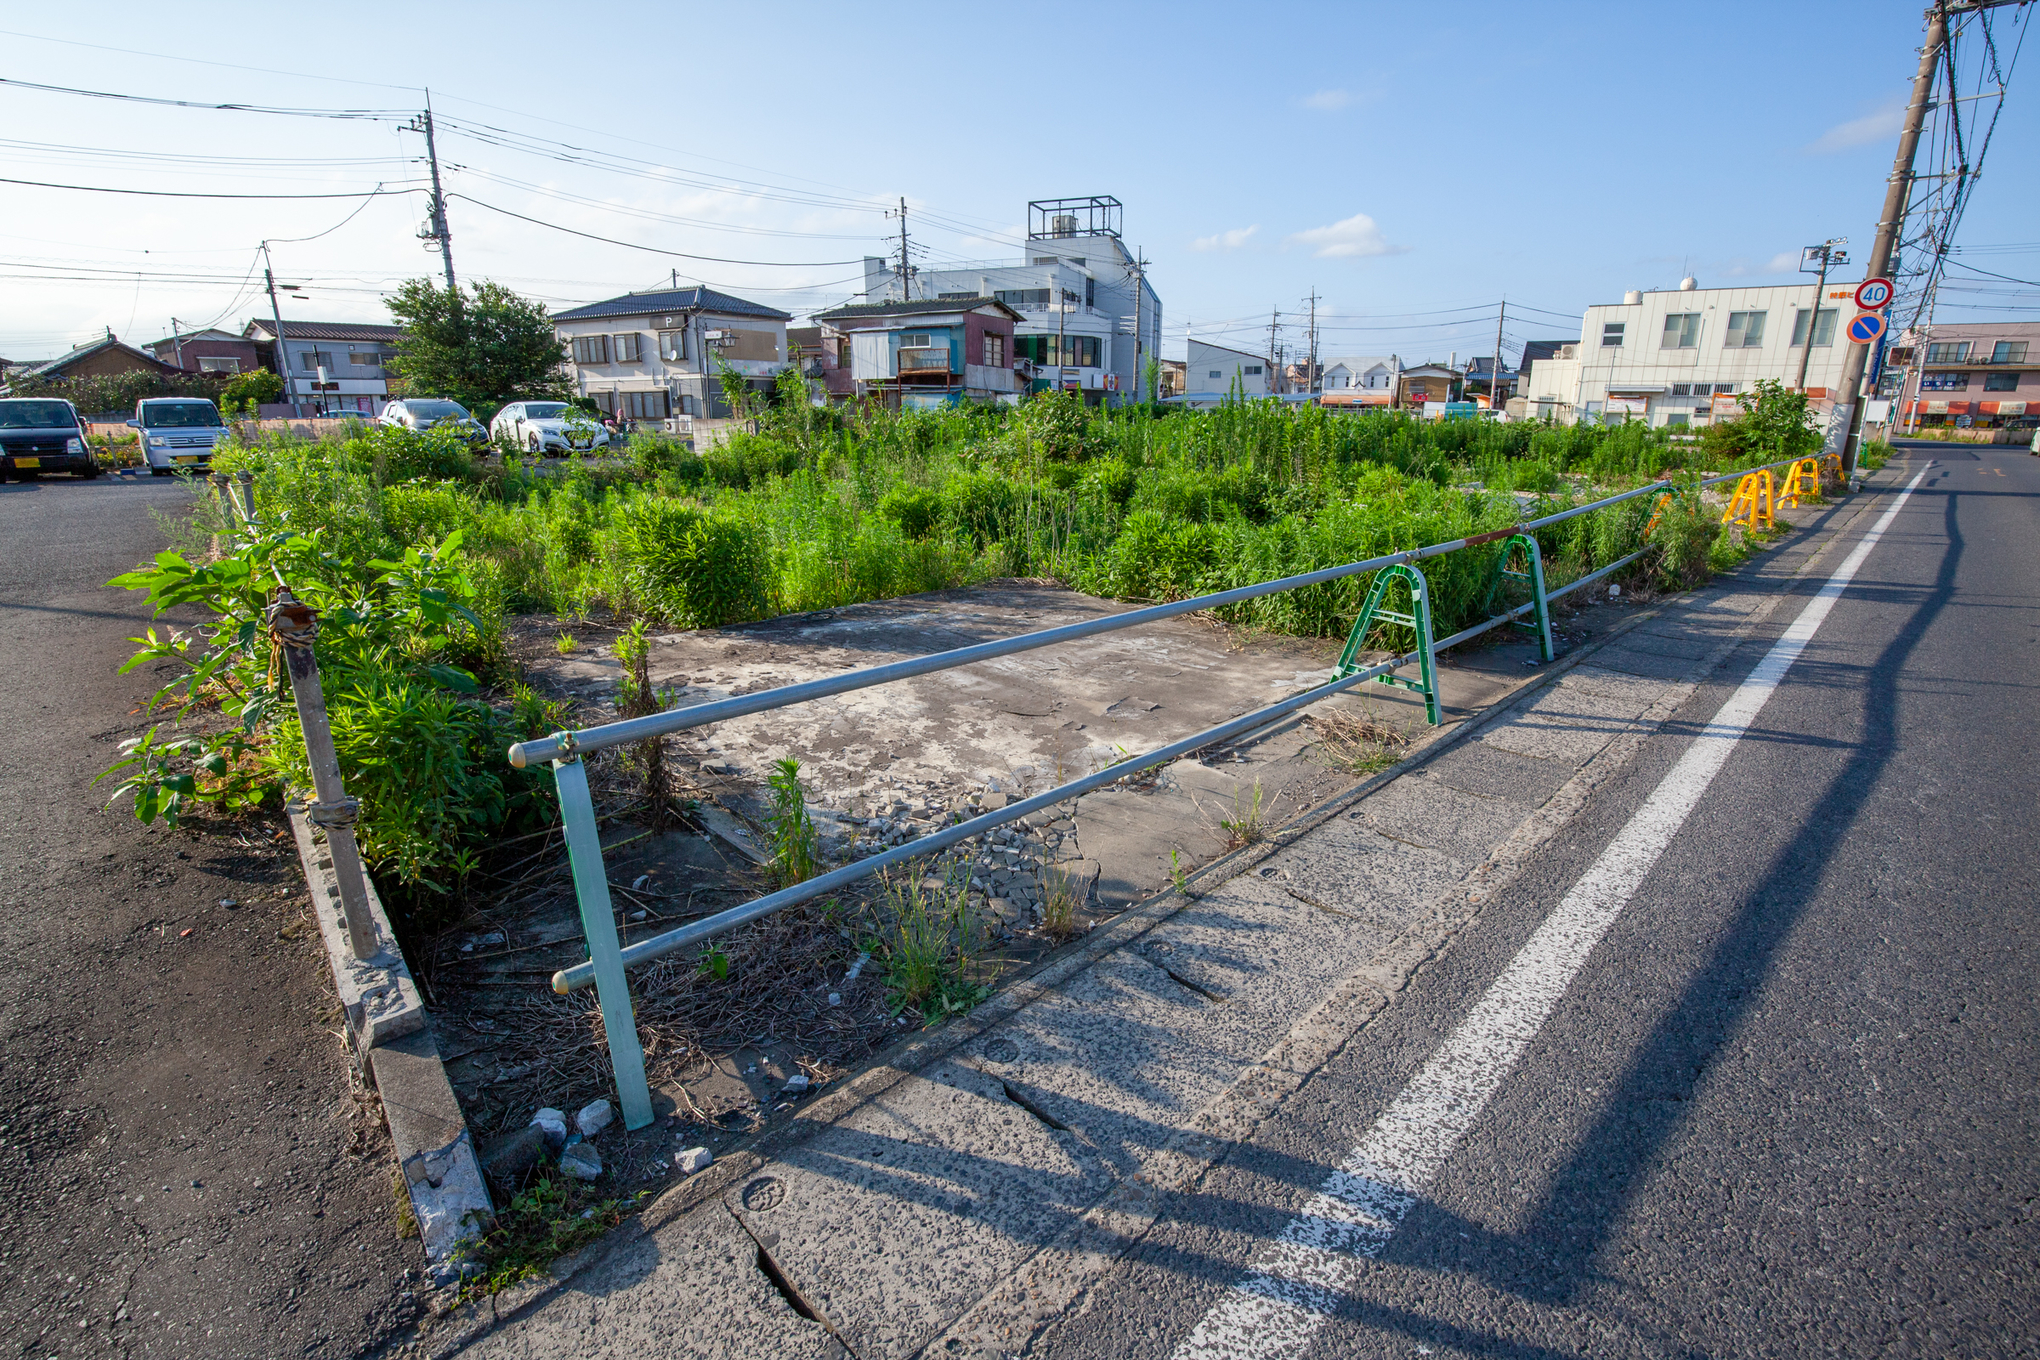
[2,1,2033,364]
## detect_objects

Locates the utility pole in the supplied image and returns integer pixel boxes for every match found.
[1302,288,1321,393]
[261,242,296,418]
[886,198,913,301]
[1836,1,2022,472]
[408,92,458,296]
[1795,238,1848,393]
[170,317,185,370]
[1266,309,1282,394]
[1490,299,1507,411]
[1130,247,1149,405]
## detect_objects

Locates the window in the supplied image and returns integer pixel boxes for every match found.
[1920,372,1969,391]
[1790,308,1840,348]
[937,291,980,300]
[197,356,241,373]
[900,333,933,348]
[995,288,1050,308]
[1713,383,1737,394]
[1984,372,2020,392]
[1014,335,1102,367]
[612,332,642,362]
[1660,314,1701,349]
[572,334,610,365]
[347,350,385,370]
[1084,277,1096,308]
[297,348,336,372]
[981,333,1006,367]
[658,330,686,362]
[587,390,615,414]
[1208,370,1222,379]
[1925,341,1970,364]
[1244,365,1262,375]
[1991,341,2029,364]
[1723,311,1767,348]
[1601,322,1626,348]
[621,389,669,419]
[1672,383,1691,396]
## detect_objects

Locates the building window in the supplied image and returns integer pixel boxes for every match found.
[937,291,980,300]
[572,334,610,365]
[1244,365,1262,375]
[1991,341,2029,364]
[1983,372,2020,392]
[1660,314,1701,349]
[658,330,686,362]
[1084,277,1096,308]
[838,337,853,366]
[982,333,1006,367]
[1601,322,1625,347]
[1792,309,1840,348]
[298,348,336,372]
[197,356,241,373]
[1723,311,1767,348]
[588,390,616,414]
[612,332,642,362]
[1925,341,1970,364]
[1014,335,1102,367]
[1208,370,1221,379]
[347,350,385,370]
[1920,372,1969,391]
[621,389,669,419]
[900,333,933,348]
[995,288,1050,308]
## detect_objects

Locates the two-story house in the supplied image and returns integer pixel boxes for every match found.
[242,319,405,415]
[142,328,263,376]
[551,286,792,423]
[1317,355,1396,406]
[862,197,1161,406]
[808,296,1022,409]
[1183,339,1269,398]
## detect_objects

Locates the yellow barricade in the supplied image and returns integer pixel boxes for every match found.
[1778,458,1820,507]
[1720,469,1775,530]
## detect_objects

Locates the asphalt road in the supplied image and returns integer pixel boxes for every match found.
[1041,444,2040,1358]
[0,473,418,1358]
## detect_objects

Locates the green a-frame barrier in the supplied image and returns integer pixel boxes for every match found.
[1481,533,1555,663]
[1334,563,1441,725]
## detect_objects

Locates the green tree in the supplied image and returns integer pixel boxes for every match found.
[221,368,283,413]
[1734,378,1822,461]
[385,279,570,420]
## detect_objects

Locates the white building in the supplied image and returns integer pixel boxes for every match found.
[1318,355,1395,403]
[1522,278,1858,430]
[552,286,791,423]
[242,319,405,416]
[1185,339,1269,397]
[863,197,1161,405]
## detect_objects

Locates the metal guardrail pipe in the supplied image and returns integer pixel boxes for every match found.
[508,457,1799,770]
[550,645,1422,993]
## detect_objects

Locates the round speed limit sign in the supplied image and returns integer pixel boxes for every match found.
[1854,277,1895,310]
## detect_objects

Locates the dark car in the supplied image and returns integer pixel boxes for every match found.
[378,398,489,447]
[0,398,98,481]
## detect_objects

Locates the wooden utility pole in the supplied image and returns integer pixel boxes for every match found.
[1303,288,1321,393]
[1490,299,1506,410]
[1835,1,2021,471]
[1266,309,1282,394]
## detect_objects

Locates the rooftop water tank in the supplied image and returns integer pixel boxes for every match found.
[1623,289,1643,305]
[1679,276,1698,290]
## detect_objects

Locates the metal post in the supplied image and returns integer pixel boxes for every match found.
[266,589,381,963]
[550,750,654,1130]
[235,469,256,529]
[1795,245,1834,394]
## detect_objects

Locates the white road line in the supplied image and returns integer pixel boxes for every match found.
[1174,465,1933,1360]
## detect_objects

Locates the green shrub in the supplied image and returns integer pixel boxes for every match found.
[875,484,943,539]
[704,432,799,489]
[944,470,1021,547]
[624,503,771,627]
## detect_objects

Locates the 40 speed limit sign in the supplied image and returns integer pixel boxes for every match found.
[1854,277,1895,310]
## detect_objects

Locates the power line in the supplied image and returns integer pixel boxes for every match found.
[0,75,408,119]
[447,193,871,267]
[0,175,421,200]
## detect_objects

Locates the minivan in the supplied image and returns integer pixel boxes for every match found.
[129,397,230,475]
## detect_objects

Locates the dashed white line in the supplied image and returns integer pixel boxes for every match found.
[1173,464,1932,1360]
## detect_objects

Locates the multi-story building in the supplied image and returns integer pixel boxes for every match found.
[1882,321,2038,432]
[1184,339,1269,397]
[862,197,1161,405]
[242,319,405,416]
[808,296,1022,409]
[1520,278,1858,433]
[142,328,262,375]
[552,286,791,423]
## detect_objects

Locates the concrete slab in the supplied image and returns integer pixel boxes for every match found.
[1417,740,1575,809]
[1589,643,1724,681]
[1476,683,1657,764]
[1610,627,1721,661]
[466,1200,845,1360]
[1337,773,1532,869]
[1254,818,1467,925]
[723,1061,1107,1359]
[368,1029,492,1264]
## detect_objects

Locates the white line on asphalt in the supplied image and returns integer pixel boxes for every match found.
[1173,465,1933,1360]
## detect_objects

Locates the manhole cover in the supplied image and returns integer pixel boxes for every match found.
[982,1037,1020,1065]
[741,1176,786,1212]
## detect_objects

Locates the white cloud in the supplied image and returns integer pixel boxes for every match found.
[1303,89,1353,112]
[1808,97,1905,153]
[1765,250,1802,274]
[1287,212,1405,260]
[1192,225,1260,252]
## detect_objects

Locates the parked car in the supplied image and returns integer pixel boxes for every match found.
[488,401,610,456]
[0,397,97,481]
[128,396,229,475]
[377,398,488,446]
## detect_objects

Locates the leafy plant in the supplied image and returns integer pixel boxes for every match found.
[466,1175,645,1297]
[554,632,578,655]
[872,872,989,1022]
[1218,780,1270,850]
[385,277,572,419]
[766,758,819,887]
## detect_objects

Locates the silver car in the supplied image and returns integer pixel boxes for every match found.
[489,401,609,456]
[378,398,489,446]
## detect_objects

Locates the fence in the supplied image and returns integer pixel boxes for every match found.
[506,456,1807,1130]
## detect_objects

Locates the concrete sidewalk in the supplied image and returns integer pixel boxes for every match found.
[431,485,1892,1360]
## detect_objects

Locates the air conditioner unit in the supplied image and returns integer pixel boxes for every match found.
[1052,214,1078,237]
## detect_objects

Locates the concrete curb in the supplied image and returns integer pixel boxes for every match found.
[284,805,492,1268]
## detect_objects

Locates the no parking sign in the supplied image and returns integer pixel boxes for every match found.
[1847,312,1887,345]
